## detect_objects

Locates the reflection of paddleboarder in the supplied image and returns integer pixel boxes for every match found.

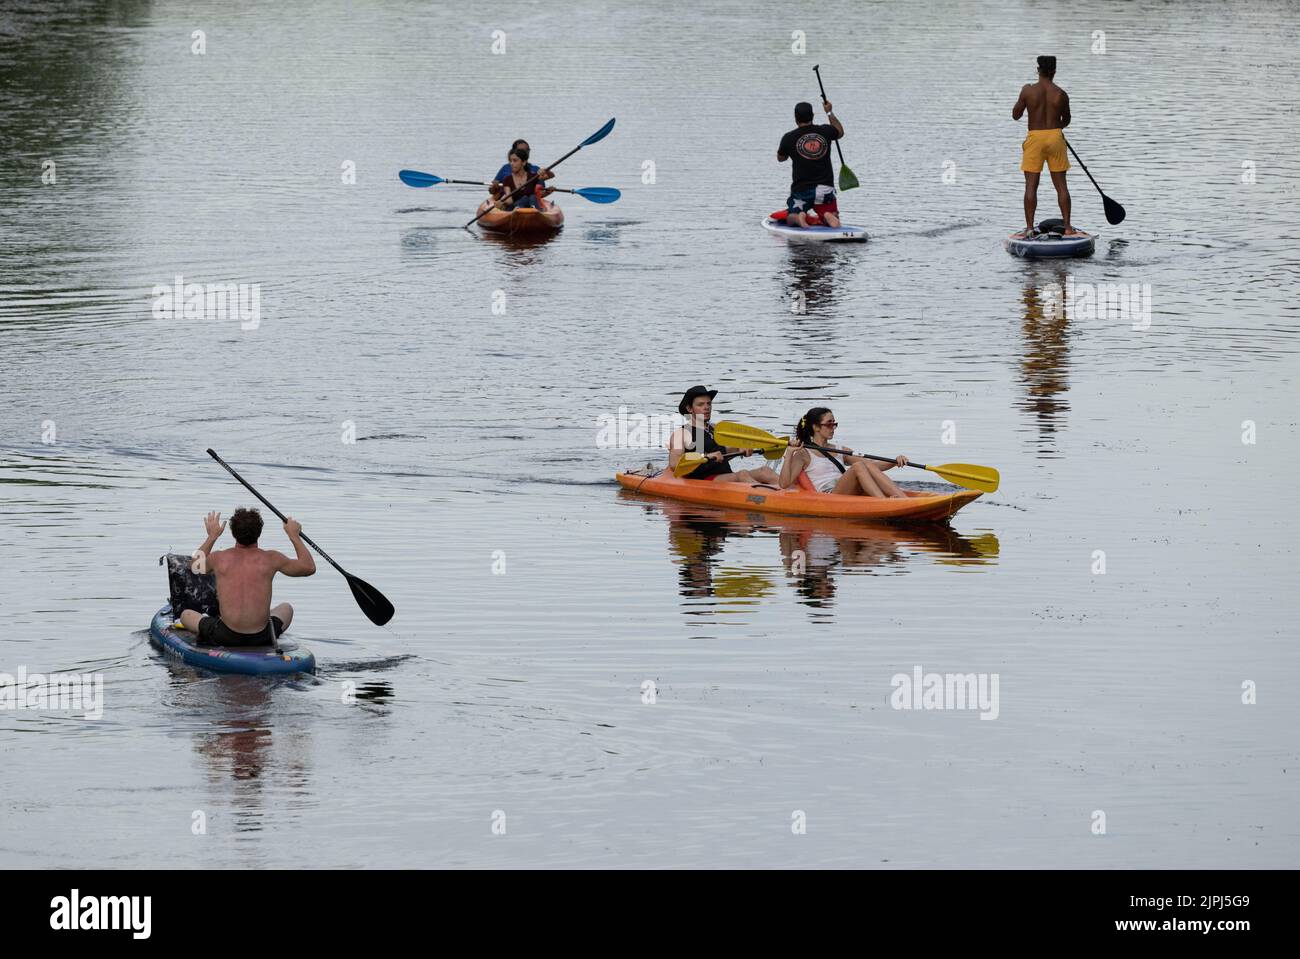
[1011,56,1084,239]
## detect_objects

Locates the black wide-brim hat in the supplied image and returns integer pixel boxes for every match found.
[678,385,718,415]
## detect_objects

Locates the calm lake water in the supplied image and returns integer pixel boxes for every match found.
[2,0,1298,868]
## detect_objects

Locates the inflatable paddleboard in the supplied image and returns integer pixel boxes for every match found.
[762,210,868,243]
[149,606,316,676]
[1005,218,1096,258]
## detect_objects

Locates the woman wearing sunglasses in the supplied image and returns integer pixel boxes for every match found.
[778,407,909,497]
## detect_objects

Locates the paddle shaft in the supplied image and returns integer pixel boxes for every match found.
[205,449,346,575]
[711,422,998,493]
[812,65,850,169]
[409,174,611,198]
[689,444,905,470]
[1063,138,1107,195]
[803,441,920,469]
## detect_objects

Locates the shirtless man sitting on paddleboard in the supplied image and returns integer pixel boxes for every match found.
[668,385,781,487]
[1012,56,1084,238]
[180,508,316,646]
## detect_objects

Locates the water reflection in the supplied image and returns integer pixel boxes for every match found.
[351,681,394,706]
[478,229,564,263]
[1015,264,1074,454]
[778,244,857,315]
[623,492,998,611]
[159,661,313,811]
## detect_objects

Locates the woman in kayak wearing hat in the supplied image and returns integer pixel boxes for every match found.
[667,386,782,486]
[778,406,909,498]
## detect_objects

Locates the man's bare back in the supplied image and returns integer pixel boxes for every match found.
[208,544,292,632]
[1014,78,1070,130]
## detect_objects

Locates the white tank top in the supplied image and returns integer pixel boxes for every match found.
[805,450,844,492]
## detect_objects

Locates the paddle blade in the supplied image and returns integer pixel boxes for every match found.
[713,421,787,449]
[399,170,443,188]
[928,463,1000,494]
[1102,194,1126,225]
[574,187,621,203]
[838,163,859,191]
[674,452,708,477]
[346,573,395,626]
[582,118,616,146]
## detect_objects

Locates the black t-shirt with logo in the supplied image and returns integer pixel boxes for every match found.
[778,124,840,192]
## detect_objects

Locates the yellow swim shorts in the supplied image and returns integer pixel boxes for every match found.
[1021,128,1069,173]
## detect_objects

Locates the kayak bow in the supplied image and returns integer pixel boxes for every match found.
[475,199,564,236]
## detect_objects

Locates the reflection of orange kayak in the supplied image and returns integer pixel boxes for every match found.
[475,198,564,235]
[616,470,980,522]
[638,493,997,555]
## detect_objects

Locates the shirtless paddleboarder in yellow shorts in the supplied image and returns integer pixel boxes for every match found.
[1012,56,1084,239]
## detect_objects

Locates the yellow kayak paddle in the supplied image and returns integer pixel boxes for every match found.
[674,446,785,478]
[713,421,1000,494]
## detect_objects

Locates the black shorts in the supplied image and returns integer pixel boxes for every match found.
[196,615,285,647]
[690,459,733,480]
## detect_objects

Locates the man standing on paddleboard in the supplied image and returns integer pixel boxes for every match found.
[777,100,844,229]
[1012,56,1084,238]
[179,508,316,646]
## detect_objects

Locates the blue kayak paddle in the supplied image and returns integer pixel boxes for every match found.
[398,170,620,203]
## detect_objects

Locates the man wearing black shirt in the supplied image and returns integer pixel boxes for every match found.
[777,100,845,228]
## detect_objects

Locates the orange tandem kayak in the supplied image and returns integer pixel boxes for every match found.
[615,469,981,522]
[475,198,564,236]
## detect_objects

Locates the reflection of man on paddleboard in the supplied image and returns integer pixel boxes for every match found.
[1012,56,1084,239]
[777,100,844,228]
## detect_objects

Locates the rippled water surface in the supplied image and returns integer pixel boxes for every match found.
[2,0,1298,868]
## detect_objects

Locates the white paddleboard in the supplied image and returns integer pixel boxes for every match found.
[762,215,868,243]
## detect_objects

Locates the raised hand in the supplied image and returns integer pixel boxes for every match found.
[204,511,226,538]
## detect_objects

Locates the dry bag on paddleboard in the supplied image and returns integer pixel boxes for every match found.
[159,553,219,619]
